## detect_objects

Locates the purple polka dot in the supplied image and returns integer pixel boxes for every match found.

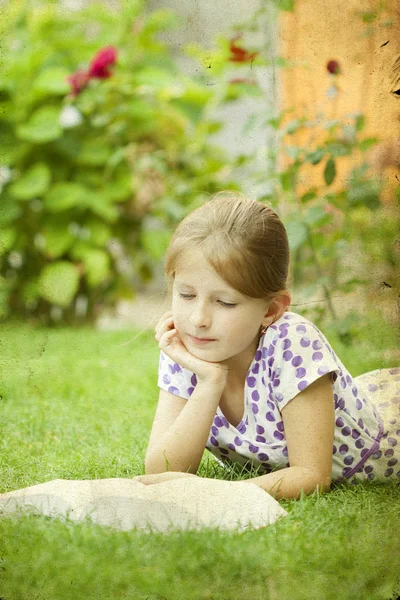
[372,450,382,459]
[247,376,257,388]
[249,444,259,453]
[312,352,323,362]
[344,455,354,465]
[296,324,307,334]
[336,417,345,427]
[312,339,323,350]
[368,383,378,393]
[251,390,260,402]
[167,385,180,395]
[276,421,285,433]
[351,429,360,439]
[273,378,281,388]
[384,449,394,458]
[227,443,235,451]
[388,437,397,447]
[234,436,242,446]
[356,399,362,410]
[211,426,219,436]
[352,387,358,397]
[300,337,311,348]
[214,416,224,428]
[292,355,303,367]
[256,424,265,434]
[274,431,285,441]
[258,453,269,461]
[282,339,291,350]
[341,426,351,436]
[283,350,293,361]
[266,412,276,422]
[275,392,284,402]
[210,437,219,447]
[252,403,259,415]
[256,435,266,443]
[339,444,349,455]
[385,468,394,477]
[296,367,306,378]
[298,380,309,391]
[355,439,365,449]
[387,458,398,467]
[365,465,373,474]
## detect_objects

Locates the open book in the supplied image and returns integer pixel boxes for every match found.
[0,477,288,534]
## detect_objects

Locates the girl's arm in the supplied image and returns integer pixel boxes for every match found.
[242,374,335,500]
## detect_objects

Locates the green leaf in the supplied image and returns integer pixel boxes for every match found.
[279,169,296,191]
[284,119,302,135]
[324,157,336,186]
[0,195,23,224]
[9,162,51,201]
[40,218,75,258]
[325,141,351,157]
[355,114,365,132]
[70,243,111,287]
[44,182,87,212]
[305,149,325,165]
[140,228,172,261]
[285,220,308,251]
[303,205,332,227]
[300,189,318,204]
[16,106,62,143]
[358,137,379,152]
[85,220,112,247]
[0,227,17,256]
[132,67,178,90]
[81,190,120,223]
[76,139,112,166]
[84,248,111,287]
[271,0,295,10]
[32,67,71,96]
[38,261,80,307]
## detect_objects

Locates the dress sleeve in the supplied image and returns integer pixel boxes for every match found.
[157,350,192,400]
[270,319,341,411]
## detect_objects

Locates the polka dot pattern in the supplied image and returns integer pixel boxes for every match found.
[157,312,400,484]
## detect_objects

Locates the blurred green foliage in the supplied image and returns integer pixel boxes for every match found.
[0,0,241,326]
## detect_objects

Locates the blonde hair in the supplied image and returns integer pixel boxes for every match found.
[164,191,291,304]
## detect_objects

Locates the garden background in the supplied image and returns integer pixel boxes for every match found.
[0,0,399,599]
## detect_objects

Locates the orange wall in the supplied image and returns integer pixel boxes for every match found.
[277,1,400,205]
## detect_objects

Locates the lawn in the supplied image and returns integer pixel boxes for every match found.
[0,314,399,600]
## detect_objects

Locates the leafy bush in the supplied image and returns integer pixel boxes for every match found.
[0,0,240,326]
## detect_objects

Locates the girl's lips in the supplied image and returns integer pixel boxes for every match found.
[189,335,216,344]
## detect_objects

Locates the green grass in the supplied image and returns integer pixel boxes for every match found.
[0,315,399,600]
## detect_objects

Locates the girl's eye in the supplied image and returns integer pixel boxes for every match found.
[178,293,236,308]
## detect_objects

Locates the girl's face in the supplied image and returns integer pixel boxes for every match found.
[171,250,277,380]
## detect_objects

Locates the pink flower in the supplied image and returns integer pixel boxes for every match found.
[327,60,340,75]
[66,70,91,97]
[88,46,118,79]
[228,34,259,63]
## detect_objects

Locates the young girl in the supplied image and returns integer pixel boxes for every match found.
[142,191,400,500]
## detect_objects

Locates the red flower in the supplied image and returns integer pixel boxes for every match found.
[327,60,340,75]
[66,70,91,96]
[88,46,118,78]
[228,34,259,63]
[66,46,118,97]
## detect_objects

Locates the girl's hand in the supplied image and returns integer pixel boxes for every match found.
[133,472,199,486]
[154,311,229,384]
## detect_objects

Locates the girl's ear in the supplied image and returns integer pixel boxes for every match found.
[264,291,292,325]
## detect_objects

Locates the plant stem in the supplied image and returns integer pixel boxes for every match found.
[306,227,338,321]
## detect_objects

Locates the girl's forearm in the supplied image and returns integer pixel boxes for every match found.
[241,466,332,500]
